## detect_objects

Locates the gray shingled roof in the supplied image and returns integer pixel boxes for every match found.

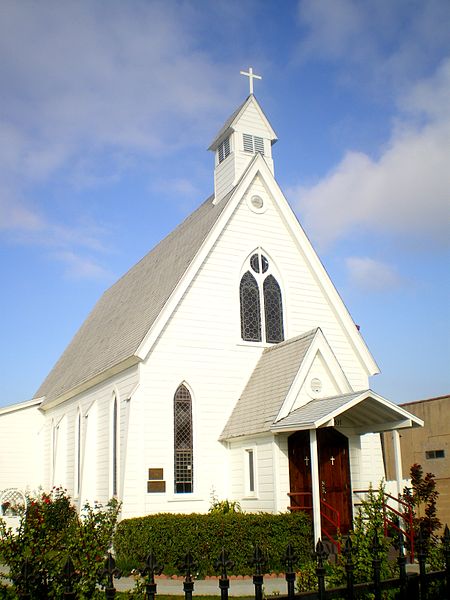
[270,391,364,431]
[220,329,318,440]
[37,191,234,407]
[270,389,424,432]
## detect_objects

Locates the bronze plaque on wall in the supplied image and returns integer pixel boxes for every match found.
[147,480,166,493]
[148,468,164,480]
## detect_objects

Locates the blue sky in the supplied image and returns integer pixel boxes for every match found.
[0,0,449,408]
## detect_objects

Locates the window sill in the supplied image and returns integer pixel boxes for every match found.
[236,341,272,349]
[167,496,204,503]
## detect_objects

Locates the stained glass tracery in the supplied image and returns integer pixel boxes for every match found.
[240,253,284,344]
[174,384,193,493]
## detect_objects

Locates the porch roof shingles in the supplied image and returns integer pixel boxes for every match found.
[36,192,234,407]
[270,391,363,430]
[219,329,318,440]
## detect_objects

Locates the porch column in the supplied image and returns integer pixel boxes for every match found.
[309,429,321,545]
[392,429,404,499]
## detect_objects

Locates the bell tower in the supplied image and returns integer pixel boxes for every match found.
[208,68,278,204]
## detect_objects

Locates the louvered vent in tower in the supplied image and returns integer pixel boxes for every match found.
[254,136,264,154]
[218,136,231,163]
[243,133,253,153]
[243,133,264,155]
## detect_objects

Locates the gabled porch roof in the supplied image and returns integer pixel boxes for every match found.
[270,389,424,435]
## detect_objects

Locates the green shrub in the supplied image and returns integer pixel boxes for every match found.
[114,511,312,576]
[296,484,395,597]
[0,488,121,599]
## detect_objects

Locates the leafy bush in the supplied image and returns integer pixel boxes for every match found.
[0,488,120,599]
[208,496,242,515]
[114,511,312,576]
[296,484,394,596]
[402,463,441,543]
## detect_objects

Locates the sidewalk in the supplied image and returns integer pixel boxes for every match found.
[2,563,289,596]
[115,575,290,596]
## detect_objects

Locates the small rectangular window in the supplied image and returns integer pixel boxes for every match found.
[426,449,445,459]
[248,450,255,492]
[245,448,256,495]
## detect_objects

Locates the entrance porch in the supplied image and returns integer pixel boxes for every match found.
[271,389,424,545]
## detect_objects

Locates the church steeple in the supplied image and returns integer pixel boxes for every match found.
[208,68,278,203]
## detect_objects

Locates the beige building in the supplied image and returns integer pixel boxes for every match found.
[383,395,450,531]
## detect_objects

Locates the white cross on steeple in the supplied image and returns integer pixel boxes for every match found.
[240,67,262,95]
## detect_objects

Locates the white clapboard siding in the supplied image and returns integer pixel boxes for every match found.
[41,365,139,508]
[227,435,278,513]
[0,401,44,492]
[214,152,236,203]
[131,175,372,517]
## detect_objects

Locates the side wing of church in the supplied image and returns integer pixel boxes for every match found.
[1,87,423,543]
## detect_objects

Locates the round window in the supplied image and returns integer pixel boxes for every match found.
[251,195,264,209]
[311,378,322,394]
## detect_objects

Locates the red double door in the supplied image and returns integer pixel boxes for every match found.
[288,428,352,534]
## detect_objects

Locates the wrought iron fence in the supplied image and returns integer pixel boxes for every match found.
[3,527,450,599]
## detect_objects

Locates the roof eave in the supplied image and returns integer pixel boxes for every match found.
[39,356,141,411]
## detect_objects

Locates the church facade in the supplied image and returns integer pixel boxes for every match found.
[0,86,422,543]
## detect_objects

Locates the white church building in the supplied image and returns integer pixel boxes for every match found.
[0,71,423,544]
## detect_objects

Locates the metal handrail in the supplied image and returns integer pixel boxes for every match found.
[353,489,415,562]
[287,492,342,553]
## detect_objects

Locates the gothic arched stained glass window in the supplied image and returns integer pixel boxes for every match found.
[263,275,284,343]
[239,251,284,344]
[174,384,193,493]
[240,271,262,342]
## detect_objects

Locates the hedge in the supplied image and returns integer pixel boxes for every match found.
[114,511,312,576]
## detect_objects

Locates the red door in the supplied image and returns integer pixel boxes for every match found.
[288,430,312,514]
[288,428,352,534]
[317,428,352,534]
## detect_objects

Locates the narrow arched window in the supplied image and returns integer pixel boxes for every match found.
[264,275,284,343]
[240,271,262,342]
[112,395,118,497]
[75,410,81,497]
[174,384,193,493]
[239,251,284,344]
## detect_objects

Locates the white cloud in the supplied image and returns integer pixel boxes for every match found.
[52,251,112,281]
[0,1,241,279]
[296,0,450,90]
[0,1,236,179]
[291,58,450,251]
[346,257,402,291]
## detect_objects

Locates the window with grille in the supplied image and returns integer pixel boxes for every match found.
[240,272,262,342]
[218,136,231,163]
[240,252,284,343]
[174,384,193,493]
[263,275,284,343]
[242,133,264,155]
